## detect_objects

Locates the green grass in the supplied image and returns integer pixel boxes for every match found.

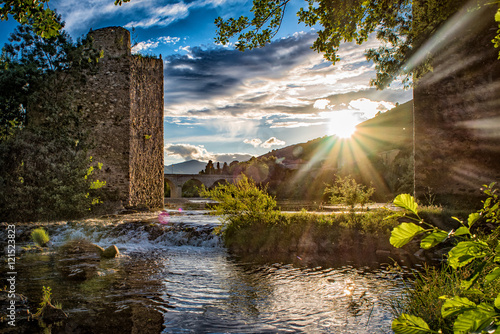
[222,209,400,255]
[31,227,50,247]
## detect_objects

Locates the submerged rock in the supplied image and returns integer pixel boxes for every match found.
[57,239,101,280]
[39,303,68,324]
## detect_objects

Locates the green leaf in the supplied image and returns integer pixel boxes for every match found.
[393,194,419,216]
[392,314,432,334]
[495,294,500,310]
[485,267,500,284]
[441,296,476,318]
[495,8,500,22]
[467,213,481,228]
[390,223,425,248]
[454,226,470,236]
[420,230,448,249]
[453,304,496,334]
[447,241,488,269]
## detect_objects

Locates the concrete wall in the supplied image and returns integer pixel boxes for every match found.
[413,3,500,204]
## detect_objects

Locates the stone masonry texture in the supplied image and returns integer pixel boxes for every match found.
[77,27,164,209]
[413,3,500,204]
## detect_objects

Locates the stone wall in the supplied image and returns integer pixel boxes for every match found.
[129,56,164,208]
[77,26,164,209]
[413,3,500,205]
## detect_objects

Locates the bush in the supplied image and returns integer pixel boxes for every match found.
[31,228,50,247]
[199,175,279,238]
[324,175,374,211]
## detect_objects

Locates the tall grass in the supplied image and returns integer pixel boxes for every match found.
[31,227,50,247]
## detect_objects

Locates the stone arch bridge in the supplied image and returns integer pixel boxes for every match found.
[164,174,239,198]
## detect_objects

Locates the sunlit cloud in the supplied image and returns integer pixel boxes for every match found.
[261,137,286,148]
[244,137,286,148]
[164,143,213,161]
[164,33,410,124]
[244,138,262,147]
[132,36,181,54]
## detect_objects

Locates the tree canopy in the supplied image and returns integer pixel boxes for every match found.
[215,0,500,89]
[0,0,61,38]
[0,21,104,221]
[0,0,132,38]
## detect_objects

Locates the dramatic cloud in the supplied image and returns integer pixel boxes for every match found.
[51,0,238,35]
[164,32,412,121]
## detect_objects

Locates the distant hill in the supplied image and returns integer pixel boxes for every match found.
[164,160,206,174]
[260,100,413,167]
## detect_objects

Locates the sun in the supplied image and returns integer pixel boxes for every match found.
[326,111,359,139]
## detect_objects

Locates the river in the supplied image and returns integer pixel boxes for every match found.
[0,210,413,333]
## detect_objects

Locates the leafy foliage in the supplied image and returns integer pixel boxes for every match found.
[0,22,105,221]
[389,184,500,334]
[0,0,61,38]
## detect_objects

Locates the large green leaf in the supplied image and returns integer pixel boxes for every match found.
[467,213,481,228]
[453,304,496,334]
[447,241,488,269]
[390,223,425,248]
[420,230,448,249]
[393,194,419,216]
[392,314,432,334]
[441,296,476,318]
[485,267,500,284]
[495,293,500,310]
[454,226,470,236]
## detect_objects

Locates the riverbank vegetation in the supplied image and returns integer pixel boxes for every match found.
[201,175,409,258]
[389,185,500,334]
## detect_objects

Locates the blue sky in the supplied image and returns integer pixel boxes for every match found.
[0,0,412,166]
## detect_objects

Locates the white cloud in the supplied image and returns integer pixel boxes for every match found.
[164,143,213,161]
[164,143,252,163]
[261,137,286,148]
[125,2,190,28]
[243,138,262,147]
[313,99,330,110]
[132,36,181,54]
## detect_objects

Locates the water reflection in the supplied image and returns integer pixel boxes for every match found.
[0,214,406,333]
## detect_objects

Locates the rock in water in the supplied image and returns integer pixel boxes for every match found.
[102,245,120,259]
[40,303,68,324]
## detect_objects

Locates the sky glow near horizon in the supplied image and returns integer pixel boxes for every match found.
[0,0,413,165]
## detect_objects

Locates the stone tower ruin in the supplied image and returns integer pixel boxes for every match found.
[77,27,164,209]
[413,3,500,205]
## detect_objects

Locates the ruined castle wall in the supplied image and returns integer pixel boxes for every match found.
[75,26,164,209]
[78,27,132,204]
[129,56,164,208]
[413,4,500,204]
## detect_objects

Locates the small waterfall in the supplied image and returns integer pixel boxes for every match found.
[3,210,222,253]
